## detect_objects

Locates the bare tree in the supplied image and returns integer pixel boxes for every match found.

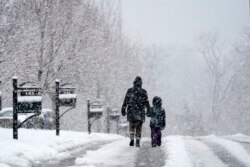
[198,32,236,132]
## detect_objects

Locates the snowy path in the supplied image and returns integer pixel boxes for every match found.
[135,139,166,167]
[74,139,138,167]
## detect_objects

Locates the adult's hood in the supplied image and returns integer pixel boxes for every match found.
[133,76,142,88]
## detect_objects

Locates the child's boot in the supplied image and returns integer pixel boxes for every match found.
[136,139,140,147]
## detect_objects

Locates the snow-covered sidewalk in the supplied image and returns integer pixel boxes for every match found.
[0,128,123,167]
[1,127,250,167]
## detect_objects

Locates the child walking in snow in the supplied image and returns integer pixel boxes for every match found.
[147,96,166,147]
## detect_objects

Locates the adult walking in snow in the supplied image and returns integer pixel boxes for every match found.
[121,76,150,147]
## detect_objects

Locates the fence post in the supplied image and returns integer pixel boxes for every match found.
[107,107,110,134]
[87,99,91,134]
[55,80,60,136]
[13,77,18,139]
[0,81,1,111]
[0,91,2,111]
[116,119,119,135]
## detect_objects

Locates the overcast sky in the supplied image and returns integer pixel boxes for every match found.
[121,0,249,46]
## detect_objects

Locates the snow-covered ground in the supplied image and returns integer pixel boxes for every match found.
[0,128,123,167]
[0,128,250,167]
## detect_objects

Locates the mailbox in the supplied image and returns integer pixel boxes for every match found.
[109,109,120,121]
[89,103,103,118]
[59,88,76,107]
[119,120,128,128]
[109,113,120,120]
[87,99,105,134]
[17,89,42,113]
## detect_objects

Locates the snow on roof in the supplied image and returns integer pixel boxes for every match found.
[20,86,41,89]
[119,123,128,127]
[90,108,104,112]
[109,113,120,116]
[0,107,13,114]
[18,96,42,102]
[12,76,17,79]
[59,94,77,99]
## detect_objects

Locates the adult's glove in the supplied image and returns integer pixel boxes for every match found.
[121,109,126,116]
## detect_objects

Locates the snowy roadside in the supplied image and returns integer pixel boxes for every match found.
[203,135,250,167]
[183,138,227,167]
[163,135,250,167]
[0,128,123,167]
[224,134,250,143]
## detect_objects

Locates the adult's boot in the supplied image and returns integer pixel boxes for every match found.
[130,139,134,146]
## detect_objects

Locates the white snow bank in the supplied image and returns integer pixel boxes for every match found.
[119,123,128,127]
[184,138,227,167]
[0,163,10,167]
[163,136,193,167]
[18,96,42,102]
[75,139,138,167]
[205,135,250,166]
[224,134,250,143]
[0,128,123,167]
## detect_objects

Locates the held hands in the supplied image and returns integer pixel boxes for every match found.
[121,109,127,116]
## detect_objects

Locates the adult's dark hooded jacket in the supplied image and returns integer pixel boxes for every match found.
[121,77,150,123]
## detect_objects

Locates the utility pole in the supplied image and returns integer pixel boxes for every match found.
[13,77,18,139]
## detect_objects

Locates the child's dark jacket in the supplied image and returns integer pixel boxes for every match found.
[147,107,166,129]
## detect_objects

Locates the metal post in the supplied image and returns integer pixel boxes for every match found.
[107,107,110,134]
[0,91,2,111]
[0,81,2,111]
[55,80,60,136]
[116,119,119,135]
[13,77,18,139]
[87,99,91,134]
